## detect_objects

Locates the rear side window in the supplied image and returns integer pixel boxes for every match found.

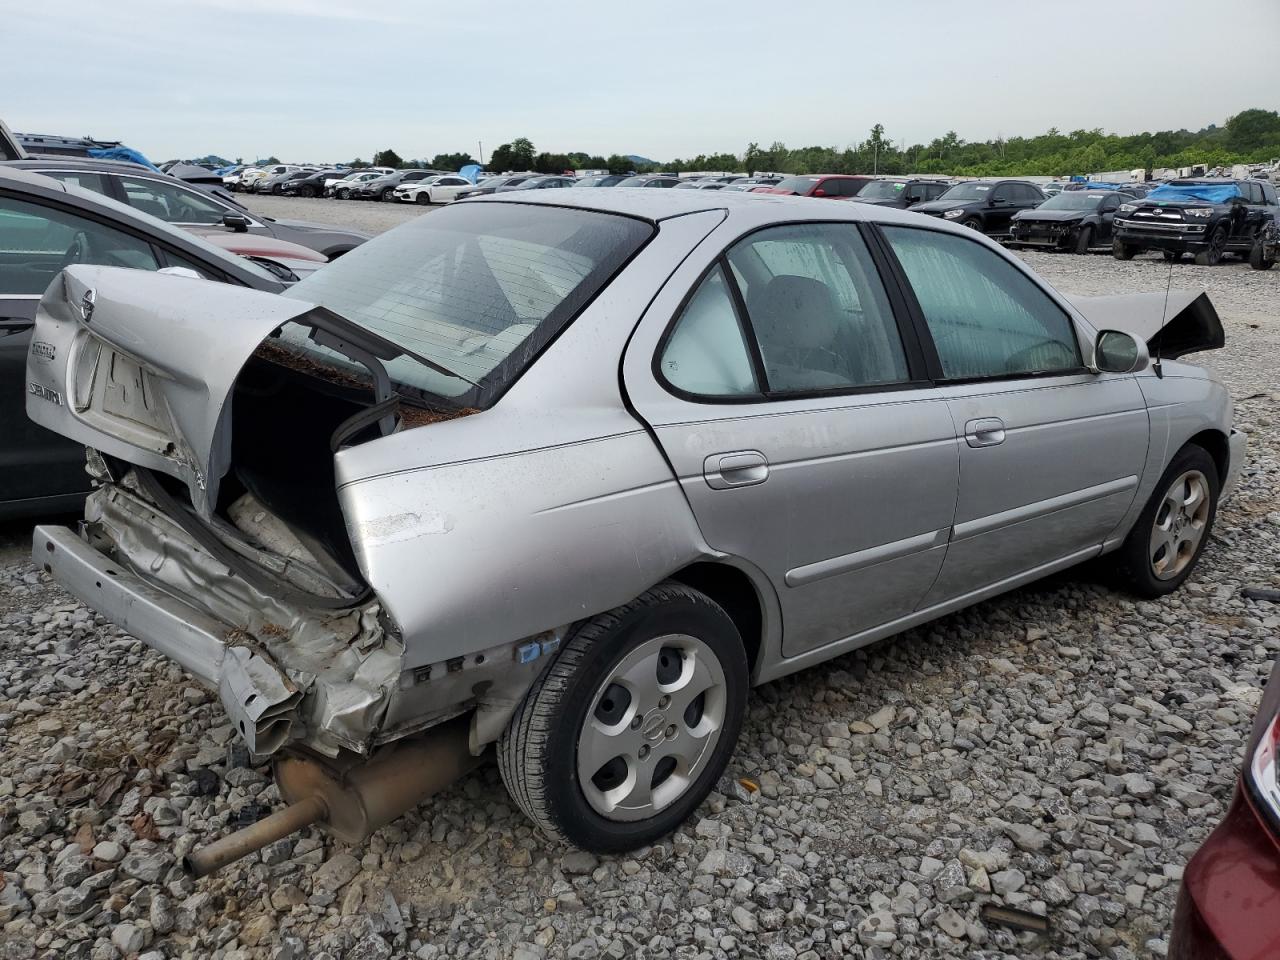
[0,194,161,294]
[34,170,109,197]
[727,224,908,393]
[882,225,1082,380]
[659,264,759,397]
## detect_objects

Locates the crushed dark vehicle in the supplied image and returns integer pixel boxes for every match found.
[1008,189,1132,254]
[1113,178,1279,265]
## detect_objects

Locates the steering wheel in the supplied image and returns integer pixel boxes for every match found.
[60,230,93,269]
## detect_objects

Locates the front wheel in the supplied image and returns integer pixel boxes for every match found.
[298,185,316,198]
[960,217,984,233]
[499,583,748,853]
[1073,225,1093,255]
[1194,225,1228,266]
[1251,238,1275,270]
[380,187,395,202]
[1112,239,1136,260]
[416,192,431,205]
[336,188,350,199]
[1111,444,1219,598]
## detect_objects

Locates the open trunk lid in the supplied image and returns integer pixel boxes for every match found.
[1066,290,1225,360]
[24,265,420,517]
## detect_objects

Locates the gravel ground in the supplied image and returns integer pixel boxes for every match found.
[1,206,1278,960]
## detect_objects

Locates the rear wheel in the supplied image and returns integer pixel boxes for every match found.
[1112,239,1136,260]
[1111,444,1219,598]
[1194,225,1228,266]
[1251,237,1275,270]
[499,583,747,852]
[1073,225,1093,255]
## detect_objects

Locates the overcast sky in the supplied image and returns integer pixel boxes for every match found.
[7,0,1278,164]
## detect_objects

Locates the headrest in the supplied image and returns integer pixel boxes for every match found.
[750,275,839,350]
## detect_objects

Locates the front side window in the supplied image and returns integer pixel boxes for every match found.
[34,170,109,197]
[282,202,652,403]
[659,264,758,397]
[726,224,909,393]
[117,176,229,225]
[0,194,161,295]
[882,225,1082,380]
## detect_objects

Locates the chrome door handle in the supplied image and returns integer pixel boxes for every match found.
[703,450,769,489]
[965,417,1006,448]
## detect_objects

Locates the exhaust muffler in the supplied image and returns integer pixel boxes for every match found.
[184,715,481,878]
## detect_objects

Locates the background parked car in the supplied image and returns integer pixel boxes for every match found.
[1008,189,1133,253]
[354,169,441,202]
[761,174,875,198]
[256,168,319,195]
[1113,178,1279,265]
[240,164,301,192]
[574,174,632,188]
[851,178,952,208]
[614,175,681,188]
[675,180,728,190]
[4,157,369,257]
[912,179,1046,236]
[455,176,519,199]
[0,167,285,518]
[502,175,577,191]
[327,170,387,199]
[280,168,347,198]
[394,175,480,204]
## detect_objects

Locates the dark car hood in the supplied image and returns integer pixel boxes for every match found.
[268,218,372,239]
[912,198,979,214]
[1014,209,1087,222]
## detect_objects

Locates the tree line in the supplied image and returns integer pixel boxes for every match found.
[344,109,1280,177]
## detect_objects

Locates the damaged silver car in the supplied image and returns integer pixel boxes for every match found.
[27,190,1245,871]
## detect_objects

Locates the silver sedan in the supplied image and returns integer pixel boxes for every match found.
[28,189,1244,864]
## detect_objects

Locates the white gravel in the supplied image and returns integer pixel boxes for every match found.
[1,209,1278,959]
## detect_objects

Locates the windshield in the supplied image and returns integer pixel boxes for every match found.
[771,176,819,194]
[859,181,908,200]
[615,176,651,187]
[1040,192,1105,211]
[1147,182,1241,204]
[282,203,653,404]
[937,182,992,202]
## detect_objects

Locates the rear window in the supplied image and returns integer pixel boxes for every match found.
[282,202,653,404]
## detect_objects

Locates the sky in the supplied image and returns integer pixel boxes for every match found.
[6,0,1278,165]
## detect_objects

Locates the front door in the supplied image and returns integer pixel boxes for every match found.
[877,223,1149,603]
[625,221,960,658]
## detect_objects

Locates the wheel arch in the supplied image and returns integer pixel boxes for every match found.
[1185,427,1230,484]
[666,560,771,681]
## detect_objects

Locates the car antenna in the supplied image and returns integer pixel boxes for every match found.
[1153,257,1173,380]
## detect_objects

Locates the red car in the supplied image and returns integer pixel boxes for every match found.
[756,174,875,199]
[1170,652,1280,958]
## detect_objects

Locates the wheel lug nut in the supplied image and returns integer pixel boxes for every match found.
[638,745,650,759]
[665,724,677,738]
[658,695,670,709]
[630,716,642,730]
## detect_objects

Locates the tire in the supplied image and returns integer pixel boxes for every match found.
[336,188,350,200]
[1194,225,1227,266]
[299,185,316,198]
[1073,225,1093,255]
[416,192,431,205]
[1112,239,1136,260]
[380,187,395,202]
[960,217,984,233]
[1111,444,1219,599]
[1251,239,1275,270]
[499,582,748,853]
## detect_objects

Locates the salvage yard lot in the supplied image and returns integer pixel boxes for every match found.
[1,197,1277,959]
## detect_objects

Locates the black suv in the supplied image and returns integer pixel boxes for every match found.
[851,177,952,209]
[1113,178,1279,265]
[911,179,1046,236]
[1008,189,1134,254]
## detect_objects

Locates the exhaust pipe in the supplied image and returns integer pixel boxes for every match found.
[184,716,480,878]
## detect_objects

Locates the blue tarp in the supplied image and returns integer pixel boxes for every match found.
[86,146,162,173]
[459,164,484,184]
[1147,183,1241,204]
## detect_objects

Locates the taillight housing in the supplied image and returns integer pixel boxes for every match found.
[1245,657,1280,833]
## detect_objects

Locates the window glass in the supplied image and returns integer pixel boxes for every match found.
[659,265,758,397]
[0,195,161,295]
[991,186,1010,203]
[882,225,1082,380]
[1263,183,1278,205]
[727,224,909,393]
[35,170,110,197]
[118,176,228,225]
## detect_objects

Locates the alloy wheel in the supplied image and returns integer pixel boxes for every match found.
[577,634,727,822]
[1149,469,1211,580]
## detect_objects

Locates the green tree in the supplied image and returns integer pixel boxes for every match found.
[431,152,476,170]
[509,137,536,169]
[1225,109,1280,152]
[372,148,404,168]
[605,154,634,175]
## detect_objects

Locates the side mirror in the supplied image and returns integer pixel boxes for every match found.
[223,213,251,233]
[1093,329,1149,374]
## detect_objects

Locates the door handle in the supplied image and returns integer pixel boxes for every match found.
[965,417,1006,448]
[703,450,769,489]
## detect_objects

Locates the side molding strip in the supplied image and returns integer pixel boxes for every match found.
[785,527,950,588]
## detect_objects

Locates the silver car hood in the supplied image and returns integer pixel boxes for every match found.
[1066,290,1224,360]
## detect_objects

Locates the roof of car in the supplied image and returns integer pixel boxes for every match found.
[5,156,172,176]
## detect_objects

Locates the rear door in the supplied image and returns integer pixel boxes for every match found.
[625,220,959,659]
[877,223,1149,602]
